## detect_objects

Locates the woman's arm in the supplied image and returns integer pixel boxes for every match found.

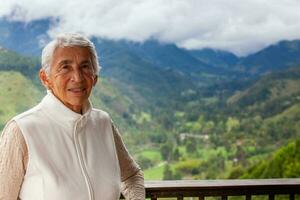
[111,123,145,200]
[120,170,145,200]
[0,121,28,200]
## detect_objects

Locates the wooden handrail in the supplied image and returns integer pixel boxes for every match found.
[142,179,300,200]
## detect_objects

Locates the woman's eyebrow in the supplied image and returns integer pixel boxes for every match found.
[58,60,72,66]
[80,60,92,65]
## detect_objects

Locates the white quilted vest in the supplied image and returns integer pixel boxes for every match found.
[14,91,121,200]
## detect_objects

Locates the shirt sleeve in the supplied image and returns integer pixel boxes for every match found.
[0,120,28,200]
[111,122,145,200]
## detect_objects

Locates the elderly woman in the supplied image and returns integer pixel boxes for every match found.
[0,33,145,200]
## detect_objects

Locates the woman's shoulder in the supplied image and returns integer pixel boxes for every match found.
[91,108,111,119]
[13,104,43,122]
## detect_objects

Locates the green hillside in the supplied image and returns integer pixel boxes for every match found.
[227,67,300,117]
[101,45,199,112]
[240,139,300,178]
[0,48,40,80]
[0,71,43,129]
[239,40,300,74]
[91,77,146,133]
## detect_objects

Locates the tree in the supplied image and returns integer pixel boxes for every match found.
[137,155,154,170]
[160,143,173,161]
[172,147,181,161]
[186,139,197,154]
[163,164,173,180]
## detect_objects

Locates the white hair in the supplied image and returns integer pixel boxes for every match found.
[41,33,101,76]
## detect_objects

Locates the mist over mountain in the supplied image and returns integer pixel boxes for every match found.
[2,18,300,79]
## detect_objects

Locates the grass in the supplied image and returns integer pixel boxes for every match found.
[144,162,166,180]
[140,149,164,180]
[139,149,162,162]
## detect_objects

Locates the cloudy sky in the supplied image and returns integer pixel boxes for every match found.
[1,0,300,56]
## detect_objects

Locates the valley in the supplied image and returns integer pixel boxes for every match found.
[0,19,300,180]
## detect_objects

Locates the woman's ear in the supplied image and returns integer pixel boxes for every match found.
[39,69,50,89]
[93,75,98,87]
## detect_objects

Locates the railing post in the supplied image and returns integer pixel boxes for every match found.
[177,194,184,200]
[290,193,295,200]
[150,194,157,200]
[246,194,252,200]
[269,194,275,200]
[199,194,205,200]
[222,195,228,200]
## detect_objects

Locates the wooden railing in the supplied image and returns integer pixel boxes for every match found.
[142,179,300,200]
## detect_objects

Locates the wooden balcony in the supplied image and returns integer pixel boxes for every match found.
[140,179,300,200]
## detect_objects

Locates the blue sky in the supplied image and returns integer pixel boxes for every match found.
[1,0,300,56]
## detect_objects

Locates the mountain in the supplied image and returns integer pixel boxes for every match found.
[0,47,40,80]
[227,67,300,117]
[100,39,213,73]
[0,18,216,75]
[94,39,199,109]
[238,40,300,74]
[0,18,235,81]
[93,39,235,90]
[2,18,300,81]
[188,48,239,69]
[0,23,225,105]
[0,18,50,56]
[3,18,300,123]
[0,19,203,110]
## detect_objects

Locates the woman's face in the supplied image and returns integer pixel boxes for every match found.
[40,46,98,113]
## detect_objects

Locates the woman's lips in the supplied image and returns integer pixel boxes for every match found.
[67,87,86,94]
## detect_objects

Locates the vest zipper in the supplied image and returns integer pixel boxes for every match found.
[74,119,94,200]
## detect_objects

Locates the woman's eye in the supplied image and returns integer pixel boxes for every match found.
[81,65,93,73]
[62,65,71,71]
[82,64,92,69]
[57,65,70,74]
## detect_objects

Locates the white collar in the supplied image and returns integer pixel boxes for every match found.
[40,90,92,126]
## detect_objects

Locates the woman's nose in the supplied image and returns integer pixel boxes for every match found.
[71,69,84,82]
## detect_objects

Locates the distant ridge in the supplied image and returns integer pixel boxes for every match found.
[238,40,300,74]
[188,48,239,69]
[1,18,300,78]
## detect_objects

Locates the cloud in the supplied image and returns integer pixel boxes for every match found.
[1,0,300,56]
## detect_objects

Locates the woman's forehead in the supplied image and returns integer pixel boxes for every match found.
[52,46,92,64]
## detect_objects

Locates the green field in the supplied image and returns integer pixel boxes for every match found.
[144,162,166,180]
[139,149,162,161]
